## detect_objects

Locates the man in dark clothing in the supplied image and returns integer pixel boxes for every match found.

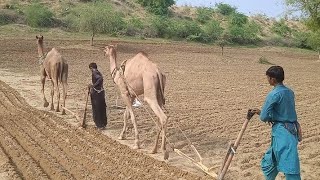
[88,63,107,130]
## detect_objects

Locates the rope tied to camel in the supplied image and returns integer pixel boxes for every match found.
[111,60,127,83]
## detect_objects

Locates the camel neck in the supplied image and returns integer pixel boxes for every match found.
[109,51,117,74]
[37,42,45,57]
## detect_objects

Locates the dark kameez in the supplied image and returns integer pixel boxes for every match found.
[90,69,107,128]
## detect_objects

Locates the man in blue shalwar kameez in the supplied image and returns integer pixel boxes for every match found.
[252,66,301,180]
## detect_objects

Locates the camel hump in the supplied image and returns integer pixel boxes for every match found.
[138,51,148,58]
[51,47,59,53]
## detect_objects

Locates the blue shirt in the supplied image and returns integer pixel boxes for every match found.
[260,84,300,174]
[260,84,297,123]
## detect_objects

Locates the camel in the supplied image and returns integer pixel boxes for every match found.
[104,45,168,156]
[36,35,68,114]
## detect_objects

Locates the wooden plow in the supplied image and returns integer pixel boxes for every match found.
[61,87,92,128]
[173,109,255,180]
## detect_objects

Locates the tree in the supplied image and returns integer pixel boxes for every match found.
[285,0,320,30]
[286,0,320,59]
[66,2,124,45]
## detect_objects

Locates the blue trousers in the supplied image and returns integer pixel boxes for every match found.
[264,168,301,180]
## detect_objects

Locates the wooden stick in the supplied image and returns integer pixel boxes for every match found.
[81,87,90,128]
[218,118,250,180]
[61,107,80,121]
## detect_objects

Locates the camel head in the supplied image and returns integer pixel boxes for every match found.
[36,35,44,43]
[104,45,117,57]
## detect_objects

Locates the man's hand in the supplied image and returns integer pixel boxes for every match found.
[247,108,261,120]
[251,108,261,115]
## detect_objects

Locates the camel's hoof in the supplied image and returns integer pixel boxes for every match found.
[55,109,60,112]
[118,136,125,140]
[50,107,54,111]
[44,102,49,107]
[61,111,66,115]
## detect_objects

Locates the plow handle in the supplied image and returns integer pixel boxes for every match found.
[81,87,90,128]
[218,117,250,180]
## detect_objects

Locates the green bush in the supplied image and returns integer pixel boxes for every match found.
[64,2,125,34]
[203,20,224,42]
[196,7,214,24]
[172,19,203,39]
[146,16,173,38]
[137,0,174,15]
[229,12,248,27]
[258,56,274,65]
[0,9,19,25]
[226,20,261,45]
[306,31,320,51]
[24,3,54,28]
[292,31,311,49]
[271,19,292,37]
[215,3,236,16]
[124,17,144,36]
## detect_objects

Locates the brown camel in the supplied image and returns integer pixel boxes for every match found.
[36,35,68,114]
[104,45,167,155]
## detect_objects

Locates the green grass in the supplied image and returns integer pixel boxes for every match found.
[258,56,274,65]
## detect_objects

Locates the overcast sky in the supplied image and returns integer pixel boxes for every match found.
[175,0,289,18]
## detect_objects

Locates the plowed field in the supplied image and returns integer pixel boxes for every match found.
[1,37,319,180]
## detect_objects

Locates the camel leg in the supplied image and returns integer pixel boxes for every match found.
[54,78,60,112]
[119,107,129,140]
[40,68,49,107]
[61,81,67,115]
[61,65,68,115]
[151,118,162,154]
[50,80,55,111]
[122,94,140,149]
[128,106,140,149]
[145,98,168,152]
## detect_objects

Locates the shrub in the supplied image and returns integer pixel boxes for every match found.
[292,31,312,49]
[203,20,224,42]
[64,2,125,34]
[172,19,203,39]
[0,9,19,25]
[215,3,236,16]
[24,3,54,28]
[258,56,274,65]
[226,20,260,45]
[229,12,248,27]
[146,16,172,38]
[196,7,214,24]
[271,19,292,37]
[124,17,144,36]
[137,0,175,15]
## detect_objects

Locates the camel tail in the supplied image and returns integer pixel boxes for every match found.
[157,71,166,106]
[59,60,68,84]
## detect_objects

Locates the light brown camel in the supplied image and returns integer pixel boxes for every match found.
[104,45,167,155]
[36,35,68,114]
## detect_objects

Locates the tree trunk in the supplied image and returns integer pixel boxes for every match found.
[221,46,224,56]
[91,32,95,46]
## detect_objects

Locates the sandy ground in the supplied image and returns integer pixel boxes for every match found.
[0,37,319,180]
